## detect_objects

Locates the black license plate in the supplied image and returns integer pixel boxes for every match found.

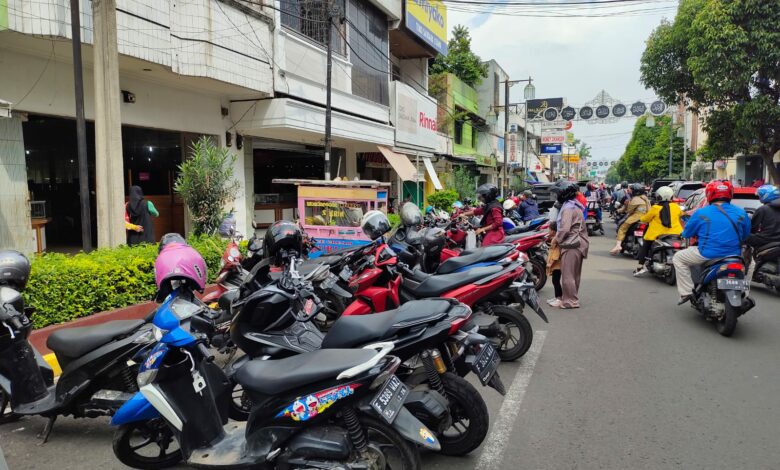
[339,267,352,282]
[371,375,409,424]
[472,343,500,385]
[717,278,749,290]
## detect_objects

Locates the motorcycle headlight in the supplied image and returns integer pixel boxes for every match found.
[153,325,167,342]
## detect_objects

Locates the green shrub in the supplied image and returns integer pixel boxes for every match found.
[388,213,401,228]
[24,236,231,329]
[427,189,459,210]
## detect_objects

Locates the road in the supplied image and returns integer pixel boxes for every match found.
[3,227,780,469]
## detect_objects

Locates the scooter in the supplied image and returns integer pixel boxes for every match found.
[687,255,756,337]
[618,221,647,259]
[0,285,156,441]
[645,235,685,285]
[585,201,605,236]
[111,287,439,470]
[750,241,780,294]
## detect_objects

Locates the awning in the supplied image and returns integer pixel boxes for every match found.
[422,157,443,190]
[378,145,419,182]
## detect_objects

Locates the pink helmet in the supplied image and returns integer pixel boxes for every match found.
[154,242,207,301]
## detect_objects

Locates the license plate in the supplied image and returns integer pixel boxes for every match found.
[717,278,749,290]
[339,267,352,282]
[371,375,409,424]
[472,343,500,385]
[634,230,644,237]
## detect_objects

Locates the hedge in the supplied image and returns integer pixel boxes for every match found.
[24,236,232,329]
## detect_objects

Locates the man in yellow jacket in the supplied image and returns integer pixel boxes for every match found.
[633,186,684,276]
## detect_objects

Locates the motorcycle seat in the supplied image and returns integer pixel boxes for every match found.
[47,320,145,359]
[411,265,504,297]
[504,231,544,243]
[656,234,682,242]
[756,242,780,260]
[321,299,456,349]
[436,245,515,274]
[701,256,743,270]
[235,348,378,395]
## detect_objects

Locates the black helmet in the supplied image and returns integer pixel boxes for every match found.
[476,183,499,203]
[621,181,629,188]
[550,180,579,203]
[0,250,31,291]
[158,233,187,253]
[399,203,422,227]
[629,183,646,196]
[264,220,303,263]
[361,210,391,240]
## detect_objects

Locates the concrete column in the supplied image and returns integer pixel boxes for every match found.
[0,117,35,254]
[225,134,251,238]
[345,144,358,180]
[92,0,126,247]
[243,138,255,236]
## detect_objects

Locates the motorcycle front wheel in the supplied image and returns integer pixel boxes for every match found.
[490,305,533,361]
[716,302,738,337]
[113,419,182,469]
[530,257,548,291]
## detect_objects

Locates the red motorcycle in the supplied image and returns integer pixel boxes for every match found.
[340,240,546,361]
[503,228,549,291]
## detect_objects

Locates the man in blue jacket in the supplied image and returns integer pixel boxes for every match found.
[518,190,541,222]
[673,180,751,305]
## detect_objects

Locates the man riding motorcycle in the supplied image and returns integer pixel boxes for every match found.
[459,183,505,246]
[633,185,684,276]
[610,183,651,255]
[518,190,541,222]
[673,180,751,305]
[745,184,780,279]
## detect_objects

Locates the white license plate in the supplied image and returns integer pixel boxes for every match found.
[717,278,749,290]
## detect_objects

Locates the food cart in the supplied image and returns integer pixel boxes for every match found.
[272,179,390,258]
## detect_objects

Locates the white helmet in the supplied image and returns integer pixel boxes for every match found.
[656,186,674,202]
[503,199,516,211]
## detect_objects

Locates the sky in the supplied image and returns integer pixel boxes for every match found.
[446,1,678,165]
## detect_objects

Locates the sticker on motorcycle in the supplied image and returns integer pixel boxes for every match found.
[276,384,360,422]
[419,427,437,445]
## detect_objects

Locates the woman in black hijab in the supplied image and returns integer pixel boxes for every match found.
[126,186,158,245]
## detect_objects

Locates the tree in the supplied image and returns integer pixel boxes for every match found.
[448,165,477,200]
[614,115,685,183]
[429,25,488,87]
[175,137,239,235]
[640,0,780,184]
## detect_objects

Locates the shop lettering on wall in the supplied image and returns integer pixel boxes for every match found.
[393,81,438,150]
[419,112,436,131]
[398,93,418,135]
[306,200,361,219]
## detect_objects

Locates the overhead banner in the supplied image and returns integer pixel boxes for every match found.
[405,0,448,55]
[527,98,564,120]
[541,130,565,144]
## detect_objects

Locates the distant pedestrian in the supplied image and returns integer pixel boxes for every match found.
[551,180,589,309]
[126,185,159,245]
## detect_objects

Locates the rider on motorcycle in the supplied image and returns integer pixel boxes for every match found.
[633,186,684,276]
[518,190,541,222]
[584,183,602,223]
[610,183,651,255]
[745,184,780,279]
[459,183,505,246]
[673,180,751,305]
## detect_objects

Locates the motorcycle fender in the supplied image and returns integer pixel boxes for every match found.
[389,407,441,452]
[723,289,743,308]
[110,391,160,425]
[512,282,549,323]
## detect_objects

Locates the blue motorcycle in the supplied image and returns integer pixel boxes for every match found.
[689,256,756,337]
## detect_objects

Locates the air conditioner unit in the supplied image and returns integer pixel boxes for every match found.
[0,99,12,119]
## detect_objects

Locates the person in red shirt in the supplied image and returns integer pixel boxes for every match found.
[459,183,505,246]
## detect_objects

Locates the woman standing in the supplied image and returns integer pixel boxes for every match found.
[458,183,505,246]
[126,185,159,245]
[551,180,589,309]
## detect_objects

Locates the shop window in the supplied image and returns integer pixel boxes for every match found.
[347,0,389,105]
[454,120,464,145]
[304,199,369,227]
[281,0,345,54]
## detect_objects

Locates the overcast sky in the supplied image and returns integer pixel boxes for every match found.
[448,3,676,164]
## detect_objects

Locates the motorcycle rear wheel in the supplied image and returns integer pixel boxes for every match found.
[716,302,738,337]
[0,388,19,424]
[664,266,676,286]
[437,373,489,456]
[530,257,548,291]
[490,305,533,361]
[357,415,421,470]
[113,419,182,469]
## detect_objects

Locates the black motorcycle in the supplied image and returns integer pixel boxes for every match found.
[0,285,155,441]
[617,219,647,259]
[750,242,780,294]
[227,259,504,456]
[645,235,685,285]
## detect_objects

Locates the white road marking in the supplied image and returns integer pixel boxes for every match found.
[475,330,547,470]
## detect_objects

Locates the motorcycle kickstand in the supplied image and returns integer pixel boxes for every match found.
[38,415,57,444]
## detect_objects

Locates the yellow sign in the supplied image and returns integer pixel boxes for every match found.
[563,153,580,163]
[406,0,448,55]
[565,132,575,144]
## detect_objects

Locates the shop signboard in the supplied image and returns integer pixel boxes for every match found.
[541,130,565,144]
[405,0,448,55]
[391,81,438,151]
[542,144,562,155]
[527,98,564,120]
[476,154,497,167]
[541,119,567,130]
[509,133,517,162]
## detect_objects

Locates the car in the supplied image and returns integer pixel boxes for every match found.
[683,186,760,218]
[669,181,705,204]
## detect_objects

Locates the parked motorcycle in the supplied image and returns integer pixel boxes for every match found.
[111,286,439,469]
[750,241,780,294]
[645,234,685,285]
[687,255,756,337]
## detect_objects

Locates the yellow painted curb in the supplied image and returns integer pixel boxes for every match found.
[43,353,62,377]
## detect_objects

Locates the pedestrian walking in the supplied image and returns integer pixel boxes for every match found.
[126,185,159,245]
[551,180,589,309]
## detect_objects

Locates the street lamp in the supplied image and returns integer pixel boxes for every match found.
[503,76,534,196]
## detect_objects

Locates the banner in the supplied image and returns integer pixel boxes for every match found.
[527,98,563,120]
[406,0,448,55]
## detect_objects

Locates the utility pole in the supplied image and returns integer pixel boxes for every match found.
[668,116,674,177]
[70,0,92,252]
[323,1,336,181]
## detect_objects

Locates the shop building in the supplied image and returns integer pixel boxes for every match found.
[0,0,273,252]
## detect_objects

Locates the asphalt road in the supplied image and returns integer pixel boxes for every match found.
[3,227,780,469]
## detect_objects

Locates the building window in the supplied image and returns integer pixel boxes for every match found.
[281,0,345,54]
[472,127,478,149]
[347,0,389,105]
[454,120,464,145]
